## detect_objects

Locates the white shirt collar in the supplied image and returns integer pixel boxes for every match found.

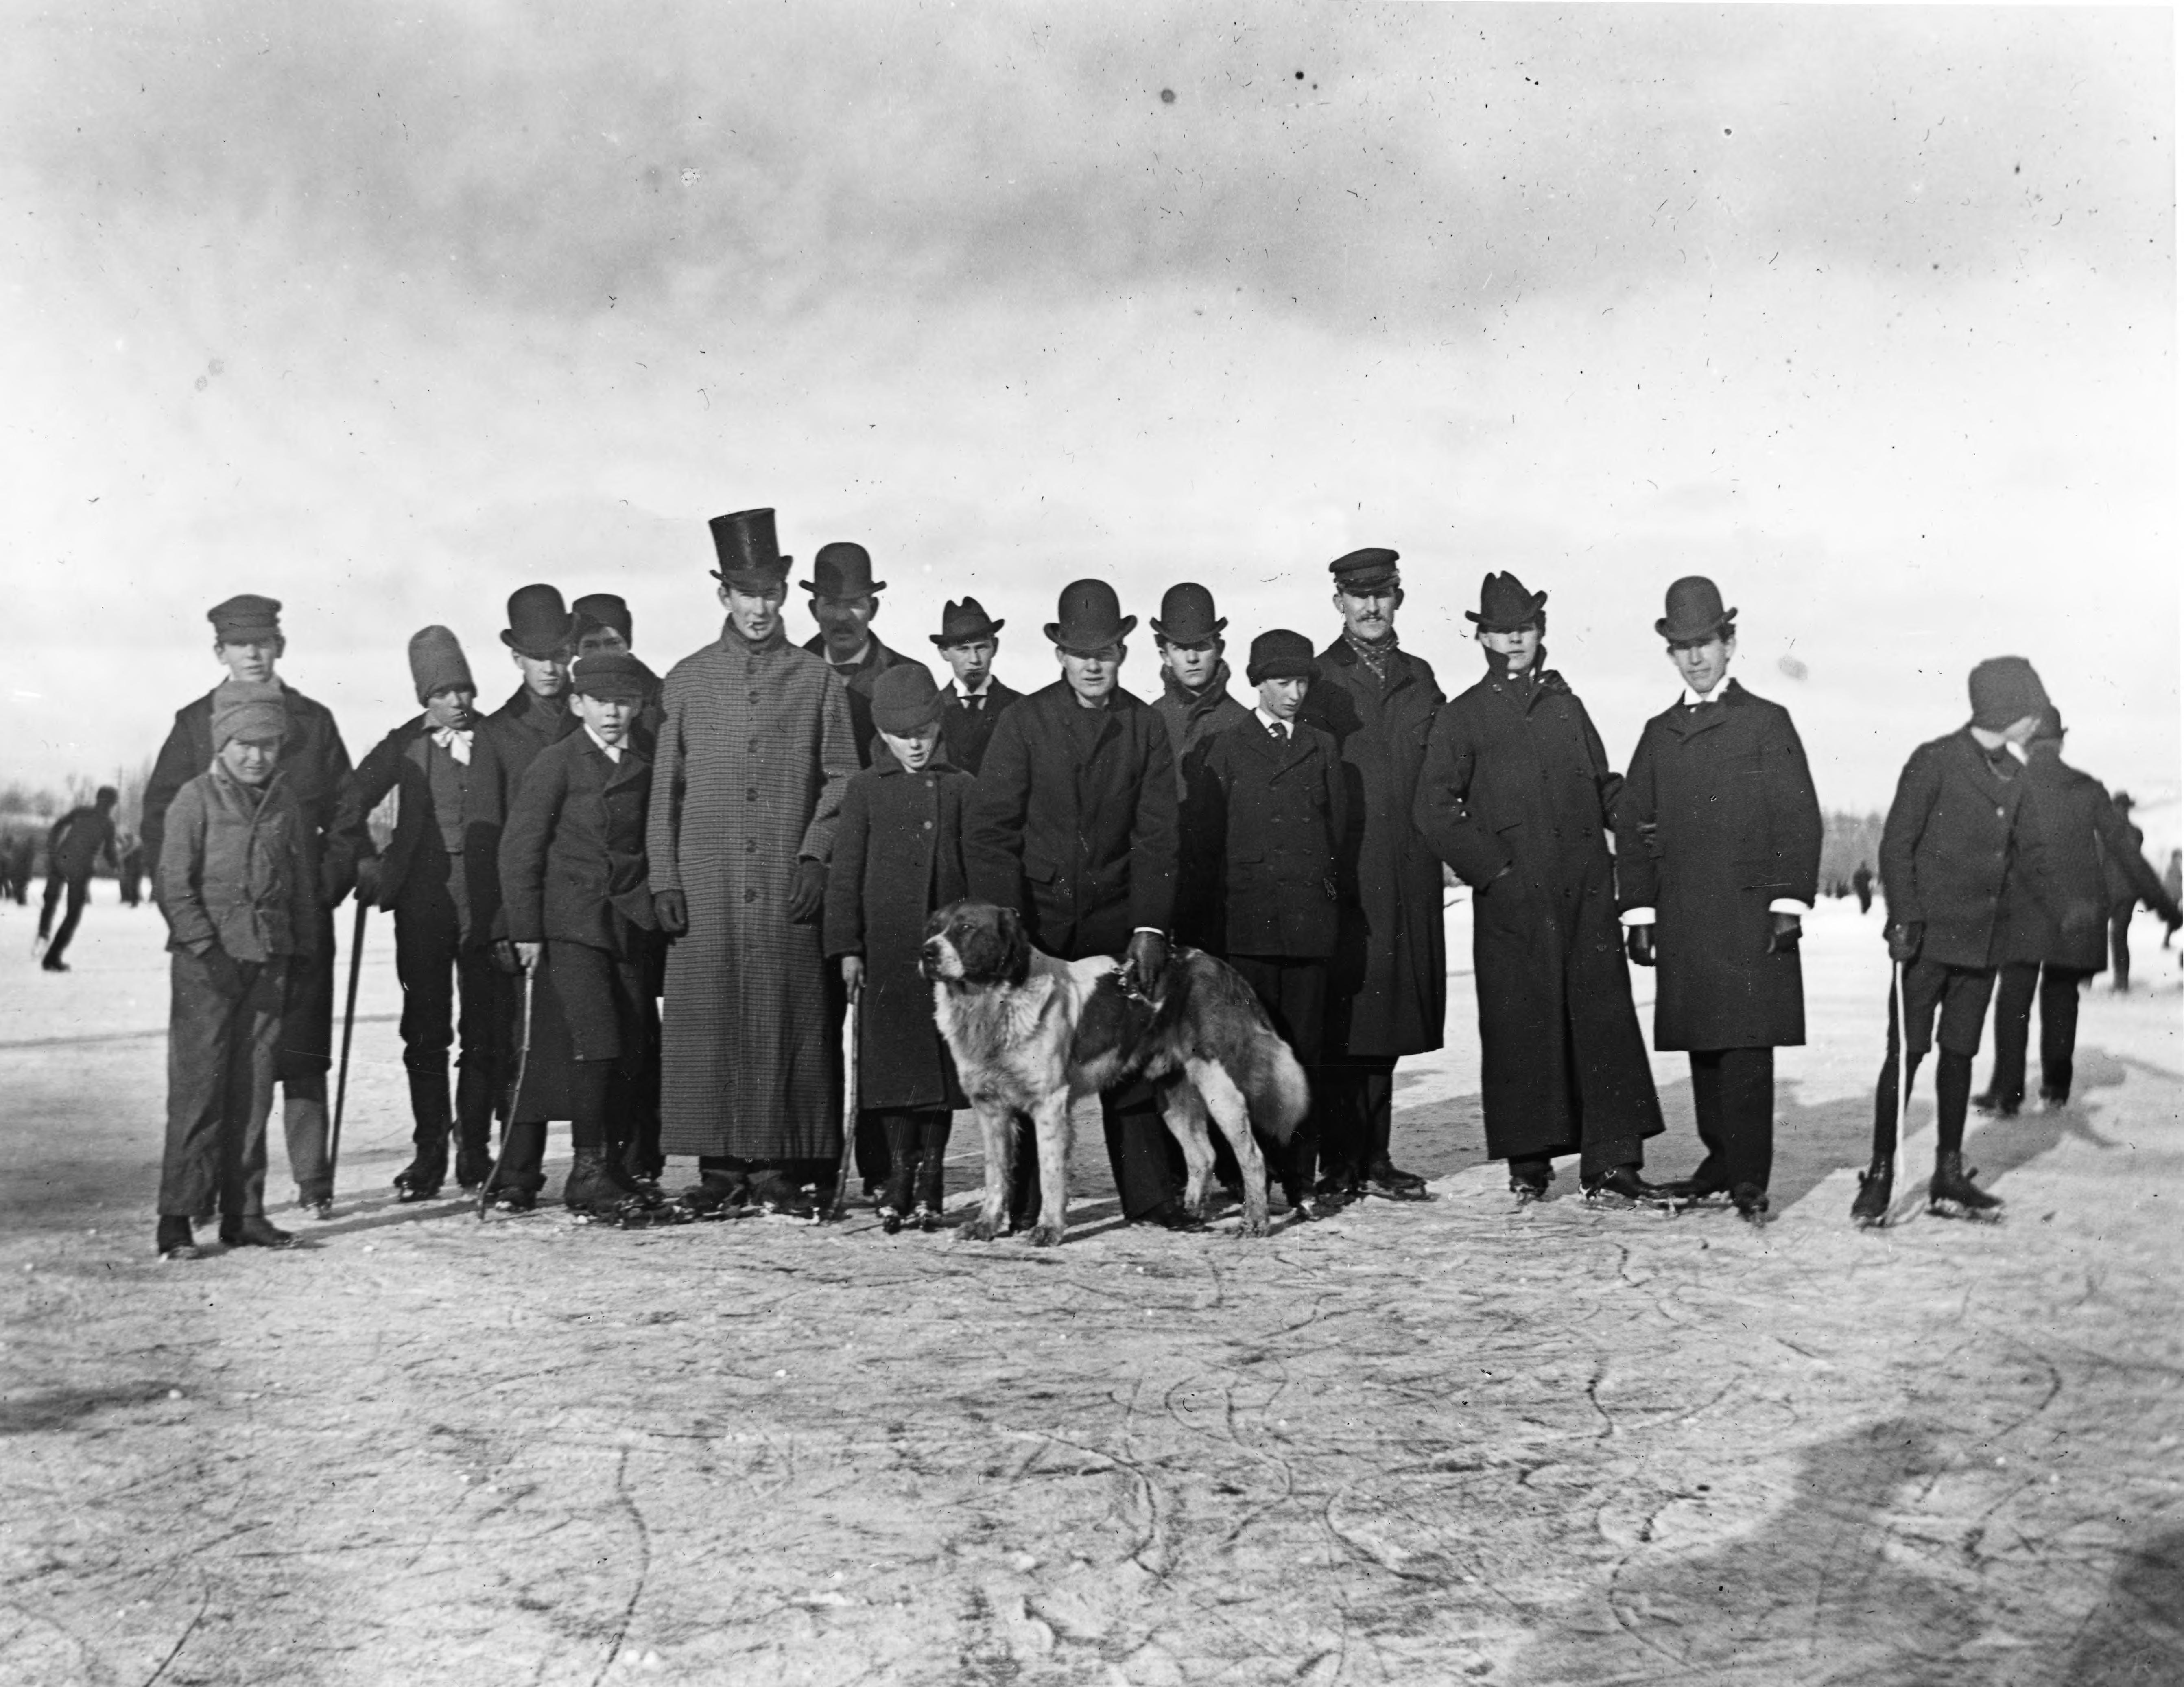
[1679,684,1727,708]
[1254,705,1293,738]
[584,724,624,763]
[957,675,994,700]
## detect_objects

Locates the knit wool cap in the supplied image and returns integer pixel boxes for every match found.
[871,662,946,734]
[407,625,474,704]
[212,680,287,750]
[1967,656,2050,732]
[568,651,651,700]
[1246,628,1319,685]
[207,594,282,643]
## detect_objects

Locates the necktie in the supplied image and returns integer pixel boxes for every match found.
[964,692,983,712]
[432,727,473,765]
[1268,721,1288,744]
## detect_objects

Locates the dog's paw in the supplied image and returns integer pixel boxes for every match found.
[1026,1220,1066,1248]
[1238,1213,1270,1239]
[958,1213,1007,1243]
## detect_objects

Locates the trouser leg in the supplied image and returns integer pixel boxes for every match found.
[1232,958,1327,1197]
[393,901,459,1150]
[2038,965,2087,1099]
[2110,909,2133,989]
[1686,1052,1728,1191]
[568,1060,613,1152]
[1008,1116,1040,1225]
[220,959,285,1217]
[1934,1051,1974,1158]
[276,910,337,1100]
[1985,962,2037,1106]
[46,877,90,963]
[1103,1088,1181,1223]
[37,874,63,940]
[496,1123,549,1195]
[159,949,248,1219]
[1711,1047,1775,1193]
[916,1112,952,1208]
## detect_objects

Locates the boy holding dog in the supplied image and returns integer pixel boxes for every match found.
[826,664,974,1232]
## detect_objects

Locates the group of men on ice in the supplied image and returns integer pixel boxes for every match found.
[136,513,2180,1259]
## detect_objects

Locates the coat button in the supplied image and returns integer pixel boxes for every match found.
[923,820,933,830]
[747,787,759,801]
[745,888,757,903]
[745,839,757,853]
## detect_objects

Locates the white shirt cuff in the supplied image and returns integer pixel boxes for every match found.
[1768,899,1810,917]
[1131,926,1166,937]
[1619,908,1655,927]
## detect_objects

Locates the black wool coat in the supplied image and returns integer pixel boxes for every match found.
[463,685,579,942]
[498,732,658,953]
[1993,747,2174,972]
[1299,640,1447,1058]
[802,635,923,768]
[1616,683,1823,1051]
[823,750,972,1111]
[339,717,468,914]
[1187,715,1345,959]
[937,678,1024,777]
[1878,729,2044,971]
[1414,660,1662,1161]
[964,681,1178,962]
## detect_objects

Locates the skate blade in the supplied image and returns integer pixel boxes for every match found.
[1928,1199,2004,1223]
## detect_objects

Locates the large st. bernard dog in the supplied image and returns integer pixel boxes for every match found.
[919,900,1309,1245]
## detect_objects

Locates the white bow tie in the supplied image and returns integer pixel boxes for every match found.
[432,726,474,765]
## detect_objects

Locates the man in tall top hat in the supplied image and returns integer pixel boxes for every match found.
[965,578,1193,1228]
[932,597,1021,776]
[1615,578,1823,1222]
[142,594,360,1218]
[1415,570,1665,1204]
[802,542,922,767]
[1298,548,1446,1204]
[649,509,860,1216]
[1852,656,2054,1225]
[339,627,499,1199]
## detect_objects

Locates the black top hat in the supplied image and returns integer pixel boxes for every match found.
[1044,579,1136,651]
[709,508,791,587]
[1465,571,1548,632]
[931,597,1005,647]
[207,594,283,642]
[569,651,650,699]
[1329,548,1401,592]
[500,585,578,658]
[572,592,633,642]
[1655,576,1737,643]
[1246,628,1319,685]
[1151,582,1226,644]
[801,541,885,599]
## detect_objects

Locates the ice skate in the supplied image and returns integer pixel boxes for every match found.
[1850,1158,1894,1228]
[219,1213,295,1249]
[679,1170,748,1220]
[1928,1151,2003,1221]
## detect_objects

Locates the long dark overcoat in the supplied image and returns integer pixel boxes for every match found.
[1299,640,1446,1059]
[938,677,1023,777]
[1878,730,2042,971]
[1616,683,1823,1051]
[802,634,922,767]
[463,686,579,941]
[649,623,858,1160]
[1187,715,1345,959]
[823,750,972,1111]
[1156,665,1255,950]
[1994,748,2172,972]
[1414,662,1662,1161]
[963,682,1177,961]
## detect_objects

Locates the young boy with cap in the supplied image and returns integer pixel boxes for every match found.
[1854,656,2053,1225]
[572,593,666,755]
[932,598,1021,776]
[36,785,120,971]
[494,652,676,1223]
[339,627,498,1199]
[153,683,320,1259]
[141,594,358,1219]
[825,664,974,1232]
[1186,629,1348,1217]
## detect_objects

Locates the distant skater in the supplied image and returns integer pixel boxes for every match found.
[35,785,120,971]
[1852,861,1874,915]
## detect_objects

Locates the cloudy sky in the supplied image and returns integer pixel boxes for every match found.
[6,4,2175,835]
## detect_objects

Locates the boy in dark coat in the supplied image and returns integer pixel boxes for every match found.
[1151,583,1254,957]
[826,665,973,1232]
[932,598,1021,776]
[1300,548,1447,1204]
[1415,571,1665,1204]
[1616,579,1823,1222]
[339,627,495,1199]
[1977,709,2180,1114]
[154,684,319,1260]
[1854,657,2053,1225]
[495,653,672,1222]
[36,785,120,971]
[1188,629,1348,1216]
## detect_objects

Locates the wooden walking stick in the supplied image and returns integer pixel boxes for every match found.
[328,898,369,1189]
[479,963,537,1220]
[1889,957,1911,1224]
[826,974,862,1222]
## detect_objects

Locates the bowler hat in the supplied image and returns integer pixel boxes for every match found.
[930,597,1005,648]
[1329,548,1401,592]
[499,585,578,659]
[407,625,474,704]
[568,651,650,700]
[208,594,283,643]
[1151,582,1226,644]
[709,508,791,588]
[1656,576,1737,644]
[871,663,945,734]
[802,541,885,599]
[572,593,633,643]
[1044,579,1136,651]
[1465,571,1548,632]
[1966,656,2049,733]
[1246,628,1319,685]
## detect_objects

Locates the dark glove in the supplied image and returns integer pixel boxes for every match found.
[352,856,382,907]
[1885,921,1923,965]
[1625,924,1655,967]
[1767,911,1802,955]
[786,859,826,925]
[1123,930,1169,996]
[491,937,523,977]
[2163,902,2183,934]
[653,889,688,936]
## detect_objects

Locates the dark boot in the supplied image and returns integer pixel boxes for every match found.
[562,1147,629,1222]
[1730,1183,1770,1225]
[453,1059,496,1189]
[1508,1156,1553,1203]
[1362,1155,1428,1198]
[487,1123,547,1213]
[748,1169,817,1219]
[681,1169,749,1219]
[219,1213,295,1249]
[1971,1089,2021,1119]
[1581,1164,1663,1206]
[1850,1158,1894,1228]
[395,1069,452,1200]
[1929,1150,2003,1218]
[156,1216,201,1261]
[877,1114,918,1235]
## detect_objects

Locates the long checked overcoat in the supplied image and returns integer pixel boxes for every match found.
[1414,659,1662,1162]
[1299,639,1446,1059]
[1615,682,1823,1051]
[648,622,859,1159]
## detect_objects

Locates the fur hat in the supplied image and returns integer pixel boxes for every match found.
[1246,629,1319,685]
[1967,656,2049,732]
